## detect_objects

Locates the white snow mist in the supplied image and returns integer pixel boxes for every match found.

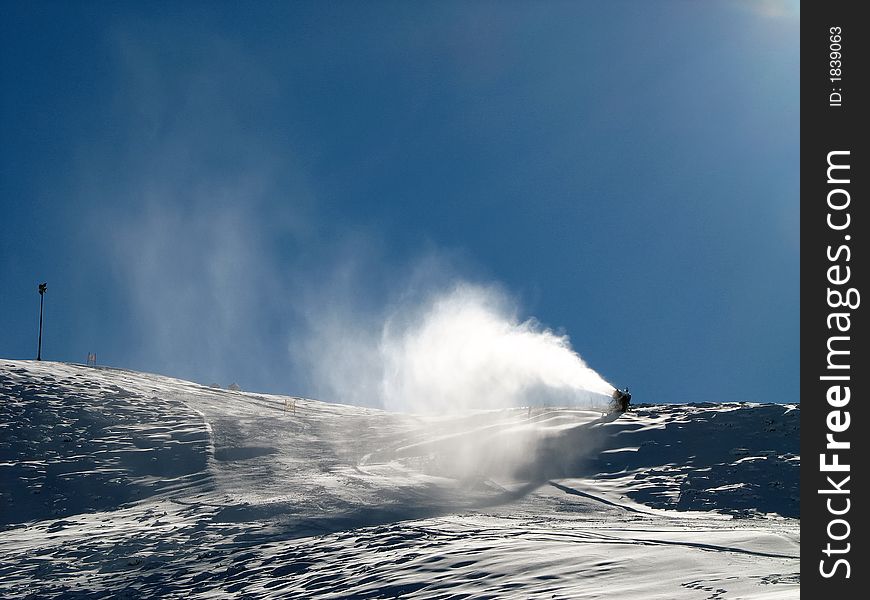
[300,281,615,413]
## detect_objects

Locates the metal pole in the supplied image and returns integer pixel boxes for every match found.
[37,283,46,361]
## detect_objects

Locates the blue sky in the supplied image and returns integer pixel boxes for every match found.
[0,1,799,404]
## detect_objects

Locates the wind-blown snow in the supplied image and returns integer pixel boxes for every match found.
[380,283,615,413]
[0,360,799,598]
[297,282,616,413]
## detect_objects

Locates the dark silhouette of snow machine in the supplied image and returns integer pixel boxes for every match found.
[612,387,631,413]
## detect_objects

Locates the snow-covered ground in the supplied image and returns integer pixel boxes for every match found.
[0,360,799,598]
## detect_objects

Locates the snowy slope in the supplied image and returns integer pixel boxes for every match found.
[0,360,799,598]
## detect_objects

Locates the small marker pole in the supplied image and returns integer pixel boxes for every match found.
[37,282,47,361]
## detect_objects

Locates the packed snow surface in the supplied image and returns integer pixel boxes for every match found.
[0,360,799,598]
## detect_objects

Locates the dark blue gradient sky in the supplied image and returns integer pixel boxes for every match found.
[1,1,799,403]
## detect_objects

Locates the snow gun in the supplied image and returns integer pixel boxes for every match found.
[611,387,631,413]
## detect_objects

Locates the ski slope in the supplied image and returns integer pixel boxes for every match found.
[0,360,799,598]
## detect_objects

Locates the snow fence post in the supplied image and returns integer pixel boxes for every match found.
[36,282,46,360]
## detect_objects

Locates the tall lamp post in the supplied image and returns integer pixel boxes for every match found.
[37,282,47,361]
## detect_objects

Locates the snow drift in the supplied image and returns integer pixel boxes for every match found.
[0,360,799,599]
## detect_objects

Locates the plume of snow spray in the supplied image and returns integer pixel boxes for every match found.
[380,283,614,413]
[295,278,618,485]
[298,281,615,413]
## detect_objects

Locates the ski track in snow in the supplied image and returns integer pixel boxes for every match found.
[0,360,799,598]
